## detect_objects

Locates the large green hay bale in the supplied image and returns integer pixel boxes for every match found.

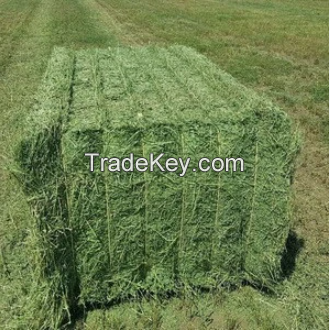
[16,46,299,328]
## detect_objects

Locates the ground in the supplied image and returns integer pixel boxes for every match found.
[0,0,328,329]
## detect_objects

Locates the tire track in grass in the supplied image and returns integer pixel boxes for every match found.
[83,0,150,45]
[0,0,41,74]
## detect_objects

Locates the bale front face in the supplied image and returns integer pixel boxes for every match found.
[63,120,254,303]
[17,46,299,326]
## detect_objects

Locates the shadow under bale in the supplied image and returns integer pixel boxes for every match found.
[281,230,305,278]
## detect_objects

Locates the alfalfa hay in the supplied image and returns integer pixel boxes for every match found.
[16,45,299,328]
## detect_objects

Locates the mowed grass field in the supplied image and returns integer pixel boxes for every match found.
[0,0,328,329]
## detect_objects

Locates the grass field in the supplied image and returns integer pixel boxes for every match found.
[0,0,328,329]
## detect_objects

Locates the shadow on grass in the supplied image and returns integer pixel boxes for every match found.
[281,230,304,278]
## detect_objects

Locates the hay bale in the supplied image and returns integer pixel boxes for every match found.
[16,45,299,327]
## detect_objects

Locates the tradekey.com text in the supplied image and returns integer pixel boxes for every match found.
[85,153,244,177]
